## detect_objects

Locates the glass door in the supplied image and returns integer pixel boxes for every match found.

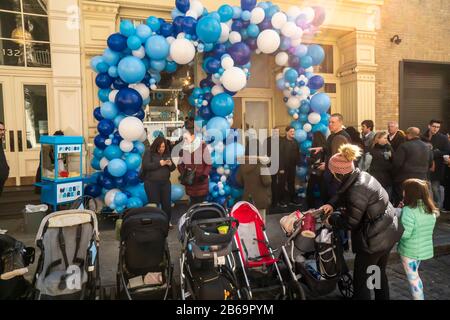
[241,98,272,149]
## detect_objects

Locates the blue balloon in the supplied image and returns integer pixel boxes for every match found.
[145,35,169,60]
[160,23,173,37]
[103,48,121,66]
[312,123,328,134]
[113,114,125,128]
[127,197,143,208]
[299,101,310,114]
[224,142,244,165]
[164,60,177,73]
[308,44,325,66]
[85,184,102,198]
[276,78,286,90]
[199,105,213,120]
[120,20,135,37]
[108,159,127,177]
[196,16,222,43]
[90,56,104,73]
[107,33,127,52]
[241,10,251,21]
[98,174,115,189]
[133,141,145,154]
[93,147,104,159]
[227,42,251,65]
[295,44,308,58]
[150,59,166,72]
[146,16,161,31]
[175,0,190,13]
[211,151,224,167]
[113,77,128,90]
[284,69,299,83]
[299,113,308,123]
[114,192,128,207]
[241,0,256,11]
[91,158,101,170]
[115,88,143,115]
[94,106,104,121]
[97,119,115,137]
[107,66,118,78]
[206,116,230,142]
[232,6,242,19]
[125,170,140,186]
[203,57,221,74]
[296,166,308,179]
[127,35,142,50]
[136,24,152,42]
[294,129,308,143]
[320,112,331,124]
[171,184,185,202]
[218,5,234,22]
[94,135,107,149]
[100,102,119,120]
[231,19,244,32]
[280,37,291,50]
[211,93,234,117]
[308,75,324,90]
[125,153,142,171]
[117,56,146,84]
[126,183,148,204]
[291,121,302,130]
[104,145,123,160]
[182,16,197,35]
[310,93,331,114]
[300,55,313,69]
[209,182,218,193]
[247,24,260,38]
[95,73,112,89]
[300,140,313,153]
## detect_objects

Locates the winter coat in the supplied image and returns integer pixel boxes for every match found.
[397,202,436,261]
[140,150,176,182]
[328,169,404,254]
[422,131,450,183]
[388,131,406,152]
[368,144,393,188]
[324,130,351,166]
[0,144,9,180]
[236,156,272,210]
[392,138,433,182]
[177,138,212,197]
[362,131,376,152]
[280,137,300,170]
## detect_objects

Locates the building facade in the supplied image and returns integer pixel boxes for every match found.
[0,0,449,186]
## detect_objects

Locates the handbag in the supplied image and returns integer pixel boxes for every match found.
[180,166,196,186]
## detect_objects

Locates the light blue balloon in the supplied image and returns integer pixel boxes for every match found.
[276,78,286,90]
[136,24,152,42]
[307,44,325,66]
[145,35,169,60]
[247,24,260,38]
[98,88,111,102]
[118,56,146,84]
[232,6,242,19]
[93,147,104,159]
[211,151,224,167]
[280,37,291,50]
[312,123,328,134]
[100,102,119,120]
[103,48,121,66]
[104,145,123,160]
[91,158,101,170]
[288,108,298,116]
[294,129,307,143]
[133,141,145,154]
[126,183,148,204]
[146,16,160,31]
[218,4,234,22]
[108,66,118,78]
[150,59,166,72]
[108,159,127,177]
[90,56,105,73]
[300,140,313,153]
[241,10,251,21]
[266,5,279,17]
[300,55,313,69]
[171,184,185,201]
[196,16,222,43]
[294,44,308,58]
[299,102,310,114]
[127,35,142,50]
[206,116,230,142]
[113,114,126,128]
[296,166,308,179]
[224,142,244,165]
[310,93,331,114]
[125,153,142,171]
[291,120,302,130]
[164,60,177,73]
[114,192,128,207]
[120,20,135,37]
[127,196,143,208]
[284,69,299,83]
[211,93,234,117]
[209,182,217,193]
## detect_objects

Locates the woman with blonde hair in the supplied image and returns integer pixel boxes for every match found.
[368,131,394,199]
[320,144,404,300]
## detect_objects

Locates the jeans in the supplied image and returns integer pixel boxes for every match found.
[144,180,172,221]
[431,180,442,208]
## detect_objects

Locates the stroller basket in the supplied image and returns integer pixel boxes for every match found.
[190,217,237,246]
[296,262,338,296]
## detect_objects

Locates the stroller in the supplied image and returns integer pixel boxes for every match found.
[0,234,35,300]
[32,209,101,299]
[116,206,174,300]
[179,202,241,300]
[230,201,304,300]
[279,208,353,299]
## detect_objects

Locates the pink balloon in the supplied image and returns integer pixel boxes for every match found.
[312,6,326,26]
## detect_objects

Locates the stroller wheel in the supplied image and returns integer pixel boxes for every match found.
[286,280,306,300]
[338,272,353,299]
[239,287,252,300]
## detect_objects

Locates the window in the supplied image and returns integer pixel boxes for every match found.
[24,84,48,149]
[0,0,51,68]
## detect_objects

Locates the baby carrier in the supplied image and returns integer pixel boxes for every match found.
[117,206,173,300]
[32,209,100,299]
[178,202,241,300]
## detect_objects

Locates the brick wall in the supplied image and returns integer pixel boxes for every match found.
[375,0,450,130]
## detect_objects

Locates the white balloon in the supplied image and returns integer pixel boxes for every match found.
[220,175,227,183]
[229,31,242,44]
[303,123,312,132]
[105,188,121,207]
[308,112,321,124]
[257,29,280,54]
[290,27,303,40]
[293,113,299,120]
[281,21,297,38]
[286,96,301,109]
[227,118,233,126]
[132,46,146,59]
[305,67,314,73]
[221,67,247,92]
[190,0,204,17]
[221,56,234,70]
[185,9,198,19]
[275,52,289,66]
[118,116,144,142]
[176,32,185,39]
[100,157,109,170]
[219,23,230,43]
[211,85,224,96]
[226,20,233,29]
[302,7,316,23]
[250,7,265,24]
[291,38,303,47]
[119,140,134,153]
[166,36,175,44]
[139,130,148,142]
[109,90,118,102]
[129,83,150,100]
[283,89,291,98]
[271,12,287,29]
[287,6,302,19]
[170,38,195,65]
[300,86,310,98]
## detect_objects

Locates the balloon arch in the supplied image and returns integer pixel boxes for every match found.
[86,0,331,213]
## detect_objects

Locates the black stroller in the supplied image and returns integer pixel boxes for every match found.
[279,209,353,299]
[178,202,242,300]
[117,206,174,300]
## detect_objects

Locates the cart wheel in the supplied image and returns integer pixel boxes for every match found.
[338,272,353,299]
[287,280,306,300]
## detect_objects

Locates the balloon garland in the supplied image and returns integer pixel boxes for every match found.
[87,0,330,212]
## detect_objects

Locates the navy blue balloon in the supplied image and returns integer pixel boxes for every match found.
[94,107,104,121]
[203,92,213,102]
[308,75,325,90]
[113,77,128,89]
[213,43,227,58]
[97,119,115,137]
[111,137,121,145]
[133,108,145,120]
[107,33,127,52]
[258,18,272,31]
[241,0,257,11]
[160,23,173,37]
[173,16,184,35]
[115,88,143,115]
[103,166,114,179]
[182,16,197,35]
[114,176,127,188]
[199,105,213,120]
[227,42,251,65]
[142,73,151,86]
[289,55,301,68]
[200,79,213,89]
[245,38,258,50]
[94,135,107,149]
[125,170,140,186]
[175,0,190,13]
[85,184,102,198]
[204,58,221,74]
[95,73,113,89]
[232,20,244,32]
[98,174,115,189]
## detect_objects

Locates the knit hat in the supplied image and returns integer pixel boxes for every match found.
[328,144,361,175]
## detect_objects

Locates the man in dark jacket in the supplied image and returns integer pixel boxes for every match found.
[0,122,9,197]
[387,121,406,151]
[278,126,300,206]
[422,120,450,209]
[392,127,433,206]
[263,127,283,208]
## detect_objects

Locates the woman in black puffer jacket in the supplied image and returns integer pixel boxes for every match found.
[368,132,394,199]
[320,144,403,300]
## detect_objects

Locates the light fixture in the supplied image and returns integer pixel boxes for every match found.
[390,35,402,45]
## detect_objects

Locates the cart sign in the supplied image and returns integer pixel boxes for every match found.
[57,181,83,203]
